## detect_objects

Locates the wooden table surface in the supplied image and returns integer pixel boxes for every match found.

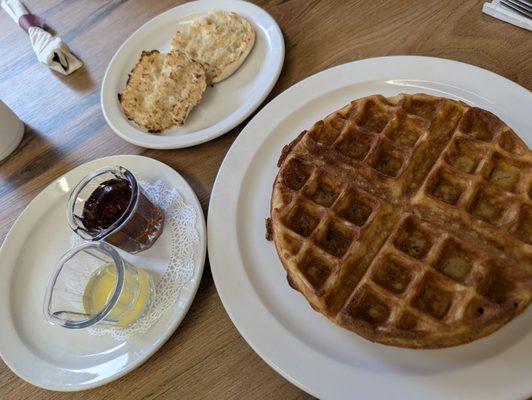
[0,0,530,399]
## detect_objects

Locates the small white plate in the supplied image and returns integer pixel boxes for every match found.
[101,0,284,149]
[0,155,206,391]
[208,56,532,400]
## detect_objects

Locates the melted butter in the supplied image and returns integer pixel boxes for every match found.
[83,263,154,328]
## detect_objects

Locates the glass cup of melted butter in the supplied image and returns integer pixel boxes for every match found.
[44,242,155,329]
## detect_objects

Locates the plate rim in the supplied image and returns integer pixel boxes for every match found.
[0,154,207,391]
[100,0,285,149]
[207,55,532,400]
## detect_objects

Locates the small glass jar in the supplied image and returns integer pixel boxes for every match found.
[67,166,164,253]
[44,242,156,329]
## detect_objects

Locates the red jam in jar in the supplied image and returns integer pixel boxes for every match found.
[68,166,164,253]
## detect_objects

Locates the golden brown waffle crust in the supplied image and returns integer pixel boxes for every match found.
[268,93,532,349]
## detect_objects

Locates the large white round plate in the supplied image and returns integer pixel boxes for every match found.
[101,0,284,149]
[0,155,206,391]
[208,56,532,400]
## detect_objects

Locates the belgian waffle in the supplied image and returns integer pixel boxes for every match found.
[268,93,532,348]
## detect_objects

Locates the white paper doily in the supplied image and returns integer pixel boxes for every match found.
[69,179,199,340]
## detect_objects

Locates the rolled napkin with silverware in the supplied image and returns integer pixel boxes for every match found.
[1,0,83,75]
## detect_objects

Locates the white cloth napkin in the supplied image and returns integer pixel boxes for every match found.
[1,0,83,75]
[483,0,532,31]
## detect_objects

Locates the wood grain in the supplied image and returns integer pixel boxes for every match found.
[0,0,530,398]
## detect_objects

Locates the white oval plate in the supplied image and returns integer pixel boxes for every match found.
[0,155,206,391]
[101,0,284,149]
[208,56,532,400]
